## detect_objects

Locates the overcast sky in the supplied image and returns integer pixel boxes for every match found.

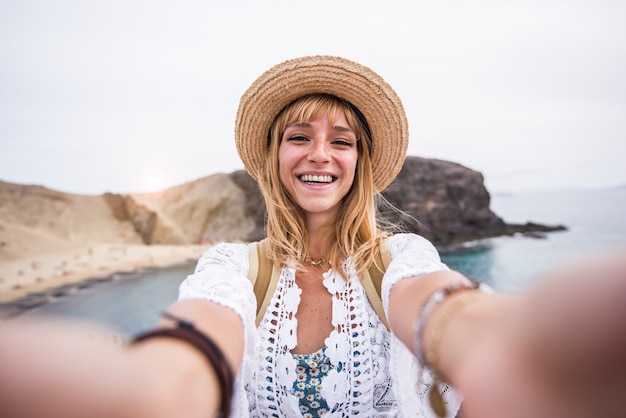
[1,0,625,195]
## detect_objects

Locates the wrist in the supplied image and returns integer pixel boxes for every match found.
[432,292,525,386]
[423,291,479,377]
[127,336,219,418]
[413,280,488,377]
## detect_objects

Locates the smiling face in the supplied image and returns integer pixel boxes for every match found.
[261,94,376,270]
[278,110,358,223]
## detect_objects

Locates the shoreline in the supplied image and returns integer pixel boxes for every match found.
[0,243,211,320]
[0,230,569,320]
[0,260,196,320]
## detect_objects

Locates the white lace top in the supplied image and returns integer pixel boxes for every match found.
[178,233,461,417]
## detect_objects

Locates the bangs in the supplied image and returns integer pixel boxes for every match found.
[271,94,371,152]
[282,94,349,127]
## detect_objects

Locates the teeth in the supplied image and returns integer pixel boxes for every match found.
[300,174,333,184]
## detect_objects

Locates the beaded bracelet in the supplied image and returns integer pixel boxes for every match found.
[132,312,234,418]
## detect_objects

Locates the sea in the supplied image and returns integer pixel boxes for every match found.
[19,186,626,336]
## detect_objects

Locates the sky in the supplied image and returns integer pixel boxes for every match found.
[1,0,625,195]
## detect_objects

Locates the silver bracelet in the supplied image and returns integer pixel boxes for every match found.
[413,280,491,371]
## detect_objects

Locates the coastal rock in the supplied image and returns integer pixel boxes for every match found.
[104,193,160,244]
[0,157,565,255]
[214,158,565,247]
[0,181,141,261]
[229,170,267,242]
[103,174,257,245]
[382,157,514,246]
[147,173,255,244]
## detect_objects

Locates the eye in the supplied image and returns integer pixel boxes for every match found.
[332,139,353,147]
[287,135,308,142]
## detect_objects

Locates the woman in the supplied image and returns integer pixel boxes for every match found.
[0,56,625,418]
[182,55,467,416]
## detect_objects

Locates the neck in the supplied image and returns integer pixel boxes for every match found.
[304,213,335,262]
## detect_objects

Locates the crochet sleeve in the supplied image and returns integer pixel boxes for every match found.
[381,233,462,417]
[381,232,449,298]
[177,242,258,417]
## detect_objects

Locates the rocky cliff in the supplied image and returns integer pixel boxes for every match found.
[216,156,565,247]
[103,173,258,246]
[100,156,564,248]
[380,157,565,246]
[0,157,565,262]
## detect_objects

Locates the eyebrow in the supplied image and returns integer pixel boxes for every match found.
[287,122,312,129]
[332,125,354,133]
[286,122,354,133]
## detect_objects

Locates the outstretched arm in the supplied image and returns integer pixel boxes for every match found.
[0,298,244,418]
[388,249,626,418]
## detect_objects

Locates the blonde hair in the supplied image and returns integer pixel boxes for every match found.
[259,94,388,278]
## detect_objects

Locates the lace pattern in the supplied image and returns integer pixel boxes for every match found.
[178,234,461,417]
[178,243,259,418]
[383,233,462,417]
[252,258,396,417]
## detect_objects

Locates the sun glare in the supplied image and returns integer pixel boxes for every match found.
[139,168,170,194]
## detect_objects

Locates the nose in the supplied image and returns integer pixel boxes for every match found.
[308,139,331,163]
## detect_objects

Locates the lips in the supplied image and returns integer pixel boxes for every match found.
[299,174,335,184]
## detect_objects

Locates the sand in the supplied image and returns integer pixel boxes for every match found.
[0,243,210,304]
[0,181,229,318]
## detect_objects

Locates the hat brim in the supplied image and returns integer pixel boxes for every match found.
[235,55,409,192]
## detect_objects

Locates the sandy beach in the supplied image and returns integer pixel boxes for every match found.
[0,180,244,318]
[0,243,211,317]
[0,243,210,302]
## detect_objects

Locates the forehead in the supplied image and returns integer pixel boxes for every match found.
[284,112,352,130]
[282,96,350,125]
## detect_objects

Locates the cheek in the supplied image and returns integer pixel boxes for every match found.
[344,153,358,184]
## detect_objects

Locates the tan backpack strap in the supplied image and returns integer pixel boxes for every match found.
[247,241,260,287]
[251,238,391,329]
[256,263,282,326]
[247,238,281,327]
[248,239,272,317]
[363,238,391,331]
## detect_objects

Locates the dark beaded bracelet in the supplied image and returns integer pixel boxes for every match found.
[132,311,234,418]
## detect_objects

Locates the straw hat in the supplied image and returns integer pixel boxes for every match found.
[235,55,409,192]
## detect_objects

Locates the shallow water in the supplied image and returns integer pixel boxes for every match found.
[442,187,626,292]
[19,263,195,335]
[18,187,626,335]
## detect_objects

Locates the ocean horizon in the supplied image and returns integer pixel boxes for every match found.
[442,186,626,292]
[18,186,626,335]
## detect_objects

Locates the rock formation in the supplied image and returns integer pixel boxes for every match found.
[380,157,565,246]
[0,157,566,260]
[219,157,565,248]
[104,173,258,246]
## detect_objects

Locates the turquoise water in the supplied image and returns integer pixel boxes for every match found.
[21,264,195,335]
[442,187,626,292]
[20,187,626,334]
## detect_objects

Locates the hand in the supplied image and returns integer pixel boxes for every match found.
[0,317,140,418]
[449,249,626,418]
[0,316,219,418]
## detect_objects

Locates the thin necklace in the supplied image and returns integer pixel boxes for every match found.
[306,257,327,267]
